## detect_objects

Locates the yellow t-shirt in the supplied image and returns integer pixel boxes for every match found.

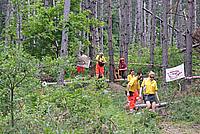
[96,55,106,63]
[141,78,158,94]
[128,77,140,92]
[127,74,135,82]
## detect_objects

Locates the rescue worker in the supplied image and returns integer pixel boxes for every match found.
[95,52,106,78]
[139,71,160,112]
[126,71,142,113]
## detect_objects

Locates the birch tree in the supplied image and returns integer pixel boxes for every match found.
[58,0,70,84]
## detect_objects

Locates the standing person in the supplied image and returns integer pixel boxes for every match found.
[139,77,148,104]
[77,52,88,76]
[127,69,135,82]
[118,57,127,79]
[126,72,142,113]
[139,71,154,103]
[96,52,106,78]
[124,69,135,104]
[140,71,160,112]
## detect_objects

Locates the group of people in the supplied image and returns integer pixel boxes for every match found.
[126,70,160,113]
[77,52,159,113]
[95,52,127,79]
[95,52,160,113]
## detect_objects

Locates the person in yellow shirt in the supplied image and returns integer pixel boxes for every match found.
[140,71,160,112]
[126,71,142,113]
[96,52,106,78]
[127,69,135,82]
[139,71,151,103]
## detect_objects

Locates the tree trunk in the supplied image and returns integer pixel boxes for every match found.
[119,0,125,57]
[16,0,22,45]
[133,0,138,43]
[150,0,156,70]
[108,0,114,82]
[143,1,147,47]
[58,0,70,85]
[128,0,132,44]
[138,0,143,46]
[91,0,99,53]
[99,0,104,52]
[5,0,12,46]
[176,0,185,49]
[10,87,14,127]
[169,0,173,45]
[194,0,197,28]
[44,0,49,6]
[185,0,194,87]
[88,0,97,77]
[124,0,131,65]
[78,2,82,56]
[160,21,163,47]
[171,0,180,46]
[94,0,99,52]
[137,0,143,63]
[147,0,152,47]
[44,0,53,6]
[85,0,90,56]
[129,0,133,43]
[162,0,169,91]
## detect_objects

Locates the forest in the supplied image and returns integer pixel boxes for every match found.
[0,0,200,133]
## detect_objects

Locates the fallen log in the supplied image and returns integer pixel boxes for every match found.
[135,102,168,108]
[41,79,95,87]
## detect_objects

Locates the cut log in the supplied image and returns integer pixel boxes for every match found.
[135,102,168,108]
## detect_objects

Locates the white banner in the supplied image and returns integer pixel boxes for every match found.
[166,64,185,82]
[77,54,90,68]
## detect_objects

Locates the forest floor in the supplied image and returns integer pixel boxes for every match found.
[160,122,200,134]
[108,82,200,134]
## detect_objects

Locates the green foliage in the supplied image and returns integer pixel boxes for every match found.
[0,77,161,133]
[0,45,39,90]
[19,0,102,59]
[168,95,200,124]
[0,45,40,127]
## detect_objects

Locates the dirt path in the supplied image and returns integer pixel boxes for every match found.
[160,122,200,134]
[108,82,126,92]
